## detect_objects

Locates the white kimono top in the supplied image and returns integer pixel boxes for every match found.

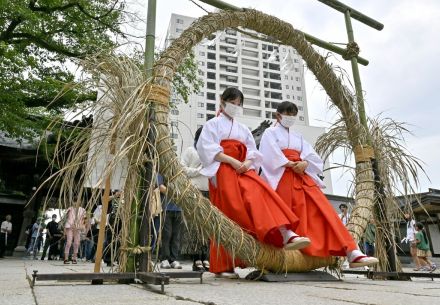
[181,146,209,191]
[259,124,326,190]
[196,113,262,177]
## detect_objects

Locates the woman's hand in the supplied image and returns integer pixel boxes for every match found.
[236,159,252,174]
[291,161,308,174]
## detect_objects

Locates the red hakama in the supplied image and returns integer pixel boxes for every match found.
[209,140,299,273]
[275,149,357,257]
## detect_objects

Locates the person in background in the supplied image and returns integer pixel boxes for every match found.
[158,174,183,270]
[27,218,42,258]
[338,203,350,226]
[41,214,60,260]
[414,222,436,272]
[402,213,418,269]
[0,214,12,258]
[63,203,86,264]
[363,218,376,257]
[181,126,210,271]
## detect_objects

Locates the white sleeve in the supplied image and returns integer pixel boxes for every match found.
[244,127,263,170]
[259,129,288,189]
[300,137,326,188]
[181,147,201,178]
[196,121,223,177]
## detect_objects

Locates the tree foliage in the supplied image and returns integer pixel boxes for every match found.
[0,0,126,138]
[0,1,202,139]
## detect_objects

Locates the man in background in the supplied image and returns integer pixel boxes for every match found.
[0,215,12,258]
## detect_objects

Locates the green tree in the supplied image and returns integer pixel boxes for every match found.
[0,1,202,139]
[0,0,126,138]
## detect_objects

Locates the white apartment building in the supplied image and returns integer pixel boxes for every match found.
[166,13,333,193]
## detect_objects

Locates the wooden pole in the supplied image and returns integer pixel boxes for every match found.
[93,117,117,274]
[93,175,111,273]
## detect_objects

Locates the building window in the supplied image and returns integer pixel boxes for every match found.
[286,95,290,99]
[296,87,301,91]
[197,113,205,118]
[176,28,183,33]
[284,75,289,80]
[198,69,204,76]
[294,68,299,72]
[176,18,184,24]
[294,59,299,63]
[298,106,303,111]
[207,92,216,100]
[171,109,179,115]
[171,133,178,139]
[295,77,300,81]
[207,114,215,120]
[198,61,204,66]
[299,116,304,121]
[206,103,216,111]
[171,121,178,127]
[207,82,216,90]
[199,51,205,56]
[207,53,216,60]
[207,72,216,80]
[198,102,204,107]
[198,91,204,96]
[285,85,289,89]
[207,62,216,70]
[297,96,302,101]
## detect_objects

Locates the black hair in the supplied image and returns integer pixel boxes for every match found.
[339,203,348,209]
[194,126,203,147]
[221,87,243,105]
[416,222,428,243]
[276,101,298,115]
[52,214,57,218]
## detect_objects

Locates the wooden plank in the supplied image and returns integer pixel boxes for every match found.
[245,270,340,282]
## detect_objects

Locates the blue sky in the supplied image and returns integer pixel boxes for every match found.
[129,0,440,195]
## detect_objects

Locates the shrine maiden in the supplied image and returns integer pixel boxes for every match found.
[197,88,311,278]
[259,101,379,268]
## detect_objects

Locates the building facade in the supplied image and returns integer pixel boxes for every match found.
[166,13,333,193]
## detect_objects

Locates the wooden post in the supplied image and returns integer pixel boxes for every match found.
[93,175,112,273]
[93,118,117,274]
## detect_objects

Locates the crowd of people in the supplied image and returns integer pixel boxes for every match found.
[11,87,437,276]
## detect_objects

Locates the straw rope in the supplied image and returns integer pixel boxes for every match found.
[146,9,376,272]
[354,145,375,163]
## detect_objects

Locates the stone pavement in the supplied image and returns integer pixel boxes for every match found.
[1,257,439,305]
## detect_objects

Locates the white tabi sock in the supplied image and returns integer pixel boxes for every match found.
[279,225,297,244]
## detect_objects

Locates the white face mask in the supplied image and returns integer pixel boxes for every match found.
[223,102,243,118]
[280,114,296,128]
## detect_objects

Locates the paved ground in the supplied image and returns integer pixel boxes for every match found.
[1,257,439,305]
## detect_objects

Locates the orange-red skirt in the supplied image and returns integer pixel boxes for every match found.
[275,149,357,257]
[209,140,299,273]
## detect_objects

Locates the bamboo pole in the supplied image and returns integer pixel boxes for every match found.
[317,0,384,30]
[127,0,157,273]
[343,10,369,142]
[197,0,370,66]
